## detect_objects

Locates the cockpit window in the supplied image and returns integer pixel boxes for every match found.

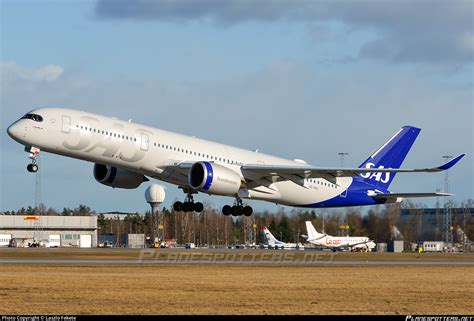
[21,113,43,122]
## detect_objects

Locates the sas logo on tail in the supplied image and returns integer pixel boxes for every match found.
[360,163,390,183]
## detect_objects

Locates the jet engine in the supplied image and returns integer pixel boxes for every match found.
[93,164,148,189]
[189,161,241,196]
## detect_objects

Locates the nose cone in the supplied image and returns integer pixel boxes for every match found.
[7,122,21,140]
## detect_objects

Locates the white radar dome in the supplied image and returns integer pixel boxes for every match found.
[145,184,166,204]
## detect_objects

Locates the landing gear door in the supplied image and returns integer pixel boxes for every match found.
[61,116,71,134]
[141,133,149,151]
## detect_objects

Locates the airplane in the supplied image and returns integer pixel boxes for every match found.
[304,221,376,252]
[261,226,304,250]
[7,108,465,216]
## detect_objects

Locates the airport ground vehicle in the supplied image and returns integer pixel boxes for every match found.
[98,241,114,248]
[422,241,444,252]
[151,242,168,248]
[185,243,195,249]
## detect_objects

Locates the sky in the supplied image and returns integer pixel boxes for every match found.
[1,0,473,214]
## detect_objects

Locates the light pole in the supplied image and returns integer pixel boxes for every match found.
[296,226,300,249]
[338,152,349,167]
[442,155,453,245]
[321,213,325,234]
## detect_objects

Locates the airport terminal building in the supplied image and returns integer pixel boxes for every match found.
[0,215,98,247]
[399,207,473,242]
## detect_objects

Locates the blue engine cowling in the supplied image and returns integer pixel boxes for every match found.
[189,162,241,196]
[94,164,148,189]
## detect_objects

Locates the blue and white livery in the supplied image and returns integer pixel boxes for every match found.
[7,108,465,216]
[262,227,304,250]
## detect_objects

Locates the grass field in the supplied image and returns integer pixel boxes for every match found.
[1,264,473,315]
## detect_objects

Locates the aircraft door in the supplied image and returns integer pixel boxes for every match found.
[61,116,71,133]
[141,133,149,151]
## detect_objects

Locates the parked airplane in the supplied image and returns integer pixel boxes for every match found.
[262,227,304,249]
[305,221,376,252]
[7,108,465,216]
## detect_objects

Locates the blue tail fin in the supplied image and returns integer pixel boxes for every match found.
[357,126,421,189]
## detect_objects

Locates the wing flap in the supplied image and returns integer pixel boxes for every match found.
[371,192,453,199]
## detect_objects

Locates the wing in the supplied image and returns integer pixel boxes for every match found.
[153,160,195,189]
[174,161,194,171]
[344,241,373,248]
[241,153,465,183]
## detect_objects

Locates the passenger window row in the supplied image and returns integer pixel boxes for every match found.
[152,141,243,165]
[77,125,137,142]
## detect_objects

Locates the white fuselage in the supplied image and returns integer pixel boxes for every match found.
[308,235,376,250]
[7,108,352,206]
[262,228,304,249]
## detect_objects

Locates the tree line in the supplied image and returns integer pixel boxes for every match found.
[3,199,473,246]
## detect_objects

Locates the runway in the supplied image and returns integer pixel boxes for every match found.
[1,248,473,265]
[1,258,474,265]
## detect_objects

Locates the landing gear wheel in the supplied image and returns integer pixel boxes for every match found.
[194,202,204,213]
[231,205,242,216]
[182,202,194,212]
[222,205,232,216]
[27,163,38,173]
[173,201,183,212]
[243,206,253,216]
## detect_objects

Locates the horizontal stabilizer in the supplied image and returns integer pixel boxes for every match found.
[371,192,453,199]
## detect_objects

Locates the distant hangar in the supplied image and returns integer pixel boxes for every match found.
[0,215,97,248]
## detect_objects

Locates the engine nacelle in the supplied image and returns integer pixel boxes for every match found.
[189,162,241,196]
[93,164,148,189]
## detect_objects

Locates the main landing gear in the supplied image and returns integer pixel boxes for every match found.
[26,146,40,173]
[173,193,204,213]
[222,197,253,217]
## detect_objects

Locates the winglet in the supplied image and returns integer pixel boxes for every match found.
[437,154,466,170]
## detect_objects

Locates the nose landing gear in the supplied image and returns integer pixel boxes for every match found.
[26,147,40,173]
